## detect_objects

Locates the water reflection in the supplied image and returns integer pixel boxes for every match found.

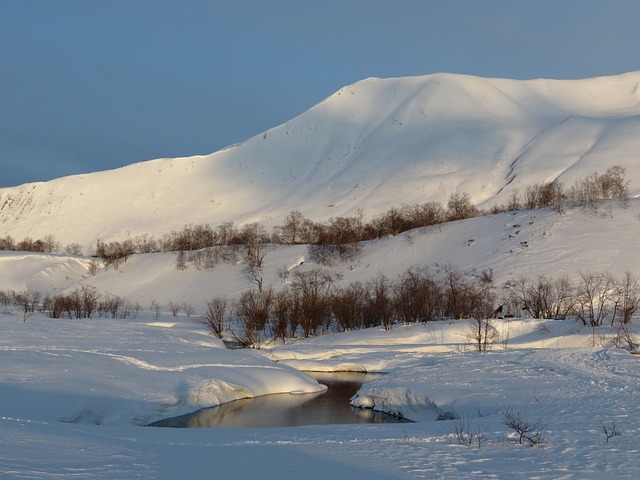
[150,372,410,428]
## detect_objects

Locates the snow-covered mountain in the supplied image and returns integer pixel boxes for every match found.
[2,71,640,248]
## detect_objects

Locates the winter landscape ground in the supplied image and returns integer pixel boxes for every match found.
[2,72,640,479]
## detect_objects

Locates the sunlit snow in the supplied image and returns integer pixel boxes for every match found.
[2,72,640,479]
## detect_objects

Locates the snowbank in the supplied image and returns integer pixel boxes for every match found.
[0,313,324,426]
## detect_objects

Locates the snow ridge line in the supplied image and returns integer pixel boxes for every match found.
[0,345,282,371]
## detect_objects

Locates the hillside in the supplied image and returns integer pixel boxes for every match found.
[2,200,638,312]
[2,71,640,250]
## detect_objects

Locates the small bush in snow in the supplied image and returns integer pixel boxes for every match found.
[447,412,489,447]
[501,406,545,446]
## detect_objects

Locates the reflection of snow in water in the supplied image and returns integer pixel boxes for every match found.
[149,372,410,428]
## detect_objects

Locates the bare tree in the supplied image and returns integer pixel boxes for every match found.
[575,272,617,327]
[505,275,575,320]
[150,300,162,318]
[277,210,306,245]
[182,302,196,319]
[43,293,68,319]
[65,243,83,255]
[506,189,522,211]
[447,193,479,221]
[269,290,294,342]
[467,317,500,352]
[366,273,395,330]
[331,281,368,331]
[291,269,336,337]
[393,266,441,323]
[168,302,180,318]
[233,223,270,290]
[14,290,41,322]
[203,296,228,338]
[440,264,494,320]
[612,271,639,325]
[236,287,273,348]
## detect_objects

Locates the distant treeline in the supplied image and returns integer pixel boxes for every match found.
[0,166,629,263]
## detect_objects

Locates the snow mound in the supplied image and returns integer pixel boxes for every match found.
[351,384,442,422]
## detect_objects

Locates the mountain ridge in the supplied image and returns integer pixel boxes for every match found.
[2,71,640,249]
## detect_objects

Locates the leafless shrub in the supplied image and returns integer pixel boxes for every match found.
[440,264,495,320]
[131,233,158,253]
[150,300,161,318]
[366,273,395,330]
[236,287,273,348]
[65,243,83,255]
[447,412,489,447]
[467,318,500,352]
[176,250,187,271]
[14,290,41,322]
[575,272,617,327]
[611,320,639,352]
[98,293,124,318]
[330,281,368,331]
[182,302,196,319]
[567,166,629,210]
[612,271,639,325]
[291,269,336,337]
[393,266,441,323]
[501,406,545,446]
[446,192,479,221]
[276,210,307,245]
[505,275,575,320]
[168,302,180,317]
[524,181,564,211]
[43,293,68,318]
[39,288,133,320]
[188,248,221,270]
[277,264,290,281]
[203,296,228,338]
[601,421,619,443]
[269,290,296,342]
[0,235,16,251]
[87,260,100,276]
[67,286,99,319]
[95,238,135,266]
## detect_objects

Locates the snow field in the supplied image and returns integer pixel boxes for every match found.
[2,310,640,479]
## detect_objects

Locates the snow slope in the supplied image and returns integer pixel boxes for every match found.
[2,71,640,249]
[2,310,640,479]
[2,200,639,479]
[2,200,637,311]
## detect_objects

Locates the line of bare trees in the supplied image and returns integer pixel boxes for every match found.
[0,286,140,321]
[211,264,498,347]
[491,165,629,213]
[0,167,630,265]
[2,266,637,350]
[0,234,63,254]
[505,271,640,327]
[218,267,639,347]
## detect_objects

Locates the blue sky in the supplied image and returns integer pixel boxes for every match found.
[1,0,639,188]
